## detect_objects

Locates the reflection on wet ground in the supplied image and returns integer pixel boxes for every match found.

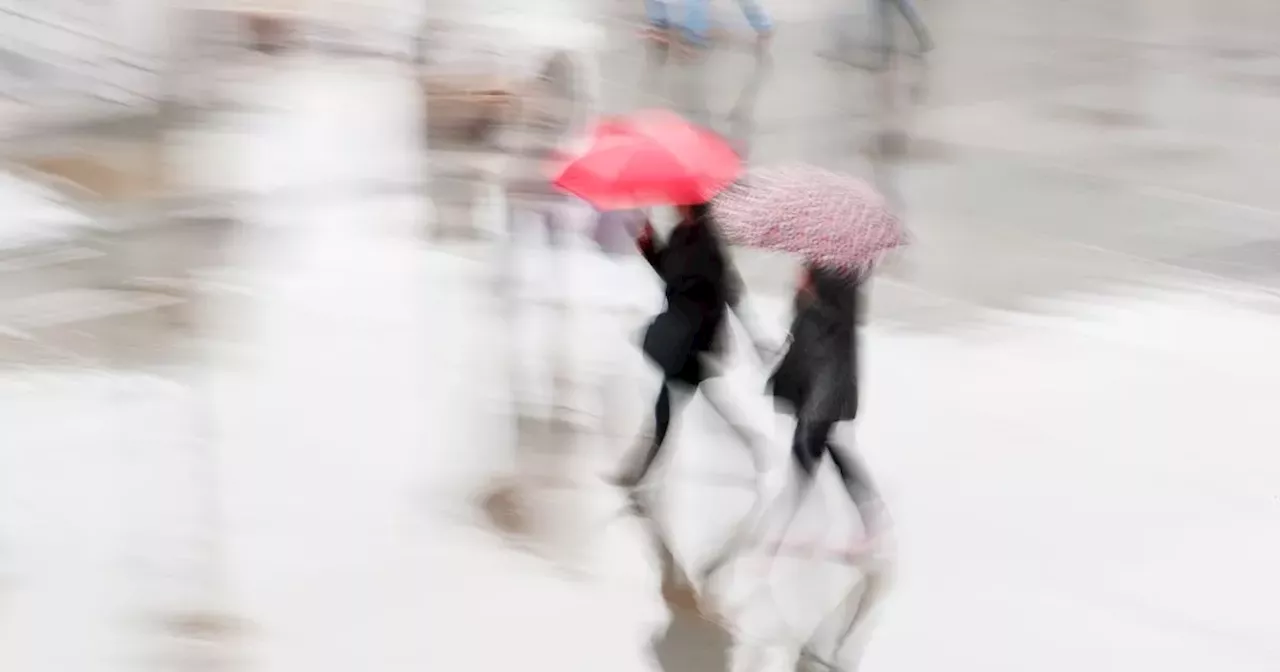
[3,0,1280,670]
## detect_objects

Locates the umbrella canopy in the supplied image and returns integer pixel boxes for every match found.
[711,164,906,270]
[550,110,741,209]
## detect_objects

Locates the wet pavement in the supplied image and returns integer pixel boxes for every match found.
[3,0,1280,670]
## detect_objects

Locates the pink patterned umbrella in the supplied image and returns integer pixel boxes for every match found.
[711,164,906,271]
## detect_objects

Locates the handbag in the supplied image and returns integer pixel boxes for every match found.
[642,309,701,378]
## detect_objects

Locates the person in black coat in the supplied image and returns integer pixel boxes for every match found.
[702,263,884,581]
[770,264,885,542]
[613,202,772,490]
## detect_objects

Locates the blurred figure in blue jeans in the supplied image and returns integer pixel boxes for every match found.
[873,0,933,62]
[644,0,773,49]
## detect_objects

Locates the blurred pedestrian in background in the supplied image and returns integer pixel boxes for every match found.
[644,0,774,49]
[873,0,933,65]
[503,49,600,423]
[821,0,932,68]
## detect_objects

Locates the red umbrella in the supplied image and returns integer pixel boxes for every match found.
[550,110,742,209]
[712,164,906,271]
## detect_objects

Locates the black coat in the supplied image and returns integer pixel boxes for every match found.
[770,269,861,422]
[640,221,744,386]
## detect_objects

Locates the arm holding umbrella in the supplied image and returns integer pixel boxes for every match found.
[637,220,664,271]
[724,260,784,364]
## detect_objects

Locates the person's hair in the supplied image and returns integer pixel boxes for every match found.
[687,202,712,225]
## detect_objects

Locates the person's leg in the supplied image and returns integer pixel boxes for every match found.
[793,418,830,477]
[616,380,691,487]
[799,440,896,671]
[621,382,674,485]
[825,440,886,539]
[829,440,880,501]
[698,413,817,584]
[644,0,670,29]
[698,376,774,478]
[681,0,711,47]
[872,0,894,68]
[754,416,829,551]
[764,416,825,529]
[825,442,875,505]
[733,0,773,36]
[889,0,933,52]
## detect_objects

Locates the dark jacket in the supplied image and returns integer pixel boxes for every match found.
[640,219,745,385]
[770,268,861,422]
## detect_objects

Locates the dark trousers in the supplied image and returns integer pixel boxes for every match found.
[792,417,878,511]
[626,382,686,483]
